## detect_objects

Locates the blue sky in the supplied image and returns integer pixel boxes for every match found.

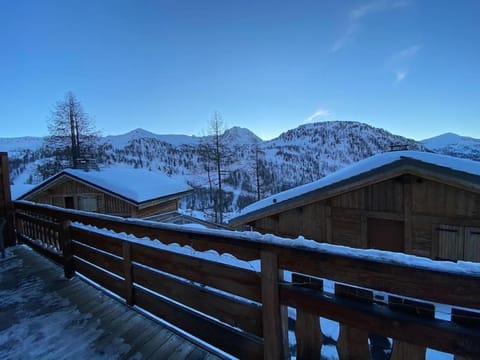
[1,0,479,140]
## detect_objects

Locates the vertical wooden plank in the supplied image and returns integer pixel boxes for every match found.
[280,294,289,359]
[261,251,286,360]
[15,214,23,243]
[389,296,434,360]
[404,179,413,254]
[60,219,74,279]
[335,284,372,360]
[326,205,332,243]
[360,214,368,248]
[452,308,480,360]
[293,274,323,360]
[123,241,134,305]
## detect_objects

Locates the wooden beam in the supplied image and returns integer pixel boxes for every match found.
[276,246,480,310]
[134,286,263,359]
[280,284,480,357]
[131,242,262,302]
[133,263,263,337]
[71,240,123,277]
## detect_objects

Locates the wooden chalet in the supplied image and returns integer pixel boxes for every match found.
[18,167,192,218]
[230,151,480,262]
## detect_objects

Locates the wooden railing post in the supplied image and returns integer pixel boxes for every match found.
[60,219,74,279]
[293,274,323,359]
[389,296,434,360]
[123,242,134,305]
[452,308,480,360]
[335,284,372,360]
[261,250,288,360]
[15,212,23,243]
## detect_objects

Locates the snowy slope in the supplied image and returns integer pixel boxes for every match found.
[0,136,43,153]
[422,132,480,161]
[104,128,201,148]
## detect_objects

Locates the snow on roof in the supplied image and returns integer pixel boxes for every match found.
[234,150,480,220]
[20,167,192,204]
[10,183,36,201]
[63,168,192,203]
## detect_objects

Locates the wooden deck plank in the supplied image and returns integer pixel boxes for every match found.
[139,328,175,359]
[0,246,221,360]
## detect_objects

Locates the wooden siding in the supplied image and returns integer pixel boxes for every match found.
[103,193,134,216]
[249,174,480,262]
[331,177,404,213]
[135,199,178,218]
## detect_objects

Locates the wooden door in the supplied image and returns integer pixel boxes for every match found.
[368,218,404,252]
[464,227,480,262]
[437,225,462,261]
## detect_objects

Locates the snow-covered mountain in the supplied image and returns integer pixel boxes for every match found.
[422,132,480,161]
[104,128,202,148]
[1,121,463,218]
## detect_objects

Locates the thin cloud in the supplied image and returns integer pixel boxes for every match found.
[331,0,410,53]
[331,24,358,53]
[350,1,387,20]
[305,108,332,123]
[395,45,421,60]
[391,45,421,82]
[395,70,407,82]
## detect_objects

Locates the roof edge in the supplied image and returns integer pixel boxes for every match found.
[230,157,480,226]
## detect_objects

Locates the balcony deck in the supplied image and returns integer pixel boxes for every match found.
[0,245,222,360]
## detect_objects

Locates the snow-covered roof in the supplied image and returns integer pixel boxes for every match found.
[10,183,36,201]
[19,167,192,205]
[230,151,480,225]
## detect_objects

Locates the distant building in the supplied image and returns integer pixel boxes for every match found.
[17,168,193,218]
[230,151,480,262]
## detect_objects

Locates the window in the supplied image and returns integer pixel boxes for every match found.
[437,225,480,262]
[64,196,74,209]
[437,225,461,261]
[77,195,97,212]
[464,228,480,262]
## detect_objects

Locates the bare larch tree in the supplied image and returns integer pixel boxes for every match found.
[199,112,232,223]
[47,91,98,169]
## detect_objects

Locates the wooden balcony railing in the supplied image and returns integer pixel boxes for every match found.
[13,200,480,359]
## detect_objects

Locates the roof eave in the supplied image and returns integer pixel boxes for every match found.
[137,189,193,209]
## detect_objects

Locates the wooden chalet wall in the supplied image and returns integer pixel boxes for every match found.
[134,199,178,218]
[0,152,15,246]
[28,178,179,218]
[248,174,480,262]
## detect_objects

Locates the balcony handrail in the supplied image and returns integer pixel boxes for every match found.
[13,200,480,359]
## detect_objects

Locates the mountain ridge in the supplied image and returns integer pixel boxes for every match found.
[2,121,478,218]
